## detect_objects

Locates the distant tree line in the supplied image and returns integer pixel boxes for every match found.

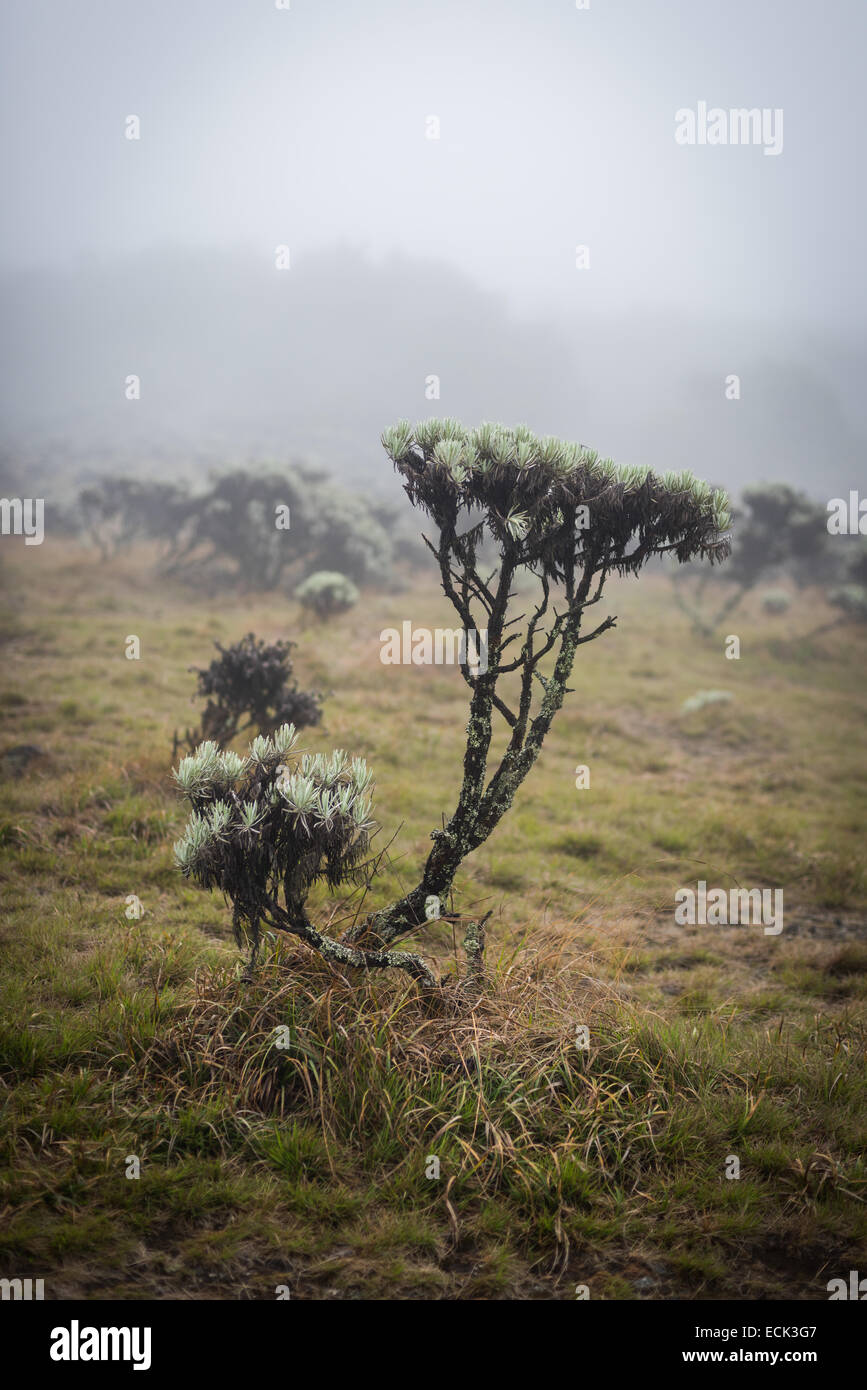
[671,481,865,634]
[75,466,426,590]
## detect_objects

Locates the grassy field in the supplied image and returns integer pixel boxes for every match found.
[1,540,865,1300]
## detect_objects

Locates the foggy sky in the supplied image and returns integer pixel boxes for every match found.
[1,0,864,497]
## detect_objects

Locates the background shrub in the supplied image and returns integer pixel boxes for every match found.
[295,571,360,621]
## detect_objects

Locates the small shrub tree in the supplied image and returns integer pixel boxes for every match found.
[295,571,360,621]
[174,419,730,988]
[672,482,827,634]
[807,583,867,639]
[173,633,322,756]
